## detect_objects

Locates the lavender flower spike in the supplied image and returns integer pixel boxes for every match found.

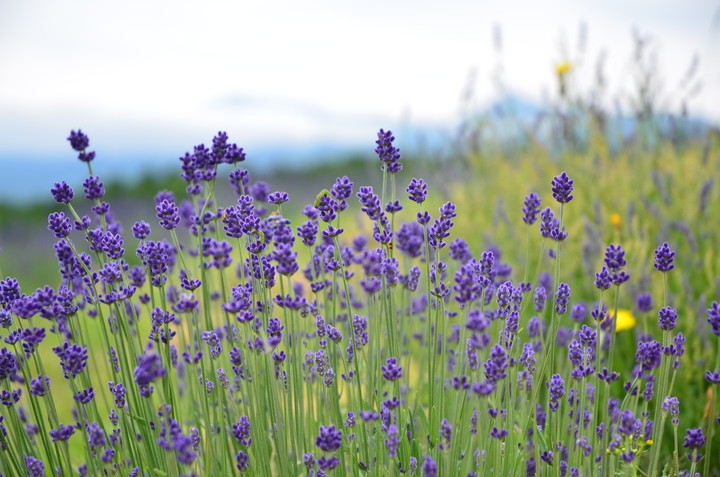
[315,425,342,452]
[51,181,74,204]
[375,129,402,173]
[708,301,720,337]
[522,192,541,224]
[68,129,90,151]
[551,172,574,203]
[653,242,675,272]
[407,178,428,204]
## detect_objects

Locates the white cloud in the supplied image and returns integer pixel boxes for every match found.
[0,0,717,163]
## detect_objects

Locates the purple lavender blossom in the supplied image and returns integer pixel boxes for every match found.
[422,455,438,477]
[331,176,354,203]
[618,409,641,436]
[133,352,167,397]
[551,172,574,203]
[658,306,678,331]
[570,302,587,322]
[48,212,72,238]
[539,207,554,238]
[156,199,180,230]
[637,293,653,312]
[315,425,342,452]
[73,387,94,404]
[534,287,547,312]
[51,181,74,204]
[683,427,705,460]
[653,242,675,272]
[236,450,250,472]
[267,191,288,205]
[594,267,612,290]
[662,396,680,425]
[548,374,565,411]
[484,345,508,383]
[523,192,542,224]
[25,455,45,476]
[554,283,571,314]
[375,129,402,173]
[52,342,88,379]
[385,424,400,457]
[50,423,76,442]
[707,301,720,337]
[232,416,252,447]
[83,176,105,200]
[29,375,51,396]
[604,244,627,271]
[636,340,662,373]
[297,220,319,247]
[132,221,151,240]
[357,186,383,221]
[407,178,428,204]
[68,129,90,151]
[109,382,126,408]
[381,357,403,381]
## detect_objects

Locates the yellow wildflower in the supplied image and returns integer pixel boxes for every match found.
[610,213,621,228]
[555,61,572,76]
[609,309,636,332]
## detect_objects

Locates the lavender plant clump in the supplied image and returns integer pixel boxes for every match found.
[0,129,716,477]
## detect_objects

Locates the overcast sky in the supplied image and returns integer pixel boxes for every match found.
[0,0,718,167]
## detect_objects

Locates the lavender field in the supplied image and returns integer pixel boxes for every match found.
[0,118,718,477]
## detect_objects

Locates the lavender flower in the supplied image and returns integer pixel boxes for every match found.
[232,416,252,447]
[407,178,428,204]
[52,342,88,379]
[50,423,76,442]
[662,396,680,425]
[554,283,571,314]
[48,212,72,238]
[658,306,678,331]
[25,456,45,476]
[385,424,399,457]
[637,293,653,312]
[83,176,105,200]
[540,207,554,238]
[604,244,627,271]
[381,357,403,381]
[523,192,542,224]
[570,302,587,322]
[132,221,151,239]
[236,450,250,472]
[422,455,438,477]
[156,199,180,230]
[604,244,630,285]
[683,428,705,460]
[653,242,675,272]
[315,425,342,452]
[534,286,547,312]
[51,181,74,204]
[618,409,641,436]
[547,375,566,413]
[375,129,402,173]
[707,301,720,337]
[134,352,167,397]
[67,129,90,151]
[594,267,612,290]
[268,191,289,205]
[551,172,574,203]
[484,344,508,383]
